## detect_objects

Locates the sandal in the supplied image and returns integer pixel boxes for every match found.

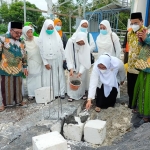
[68,97,73,102]
[60,95,65,99]
[0,105,5,112]
[82,95,87,100]
[95,107,101,112]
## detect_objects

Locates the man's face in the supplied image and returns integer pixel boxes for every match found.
[130,19,143,27]
[10,28,22,40]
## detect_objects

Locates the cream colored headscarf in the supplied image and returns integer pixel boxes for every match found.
[96,20,119,56]
[22,26,32,40]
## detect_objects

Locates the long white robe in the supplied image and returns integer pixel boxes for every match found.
[39,19,66,97]
[25,37,43,96]
[65,34,91,100]
[71,20,96,92]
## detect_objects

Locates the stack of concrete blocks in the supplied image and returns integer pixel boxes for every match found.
[63,117,84,141]
[84,120,106,145]
[35,87,53,104]
[32,131,67,150]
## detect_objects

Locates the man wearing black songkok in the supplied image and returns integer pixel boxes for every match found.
[127,12,146,110]
[0,22,28,112]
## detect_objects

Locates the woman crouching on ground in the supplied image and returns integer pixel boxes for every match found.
[86,54,126,112]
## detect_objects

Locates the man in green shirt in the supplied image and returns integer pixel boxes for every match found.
[0,22,28,112]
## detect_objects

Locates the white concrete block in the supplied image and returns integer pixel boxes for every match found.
[35,87,53,104]
[51,120,62,133]
[32,131,67,150]
[84,120,106,145]
[63,117,84,141]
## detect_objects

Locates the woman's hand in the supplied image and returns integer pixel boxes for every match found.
[69,69,74,76]
[123,48,126,53]
[120,81,124,85]
[77,73,82,78]
[86,100,92,110]
[24,68,28,76]
[45,64,51,70]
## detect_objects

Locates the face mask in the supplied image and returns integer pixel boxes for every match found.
[100,69,107,74]
[80,27,87,32]
[46,30,54,35]
[55,26,61,31]
[32,28,35,32]
[131,24,140,32]
[100,30,108,35]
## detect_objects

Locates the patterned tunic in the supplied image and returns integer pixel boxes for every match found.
[127,26,146,74]
[0,34,27,76]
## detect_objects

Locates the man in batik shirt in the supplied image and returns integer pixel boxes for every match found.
[127,12,146,109]
[0,22,28,112]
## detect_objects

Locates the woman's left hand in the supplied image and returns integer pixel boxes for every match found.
[120,81,124,85]
[77,73,82,78]
[24,69,28,76]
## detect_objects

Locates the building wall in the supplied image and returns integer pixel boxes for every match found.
[132,0,147,24]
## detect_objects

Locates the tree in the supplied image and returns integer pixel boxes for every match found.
[118,12,130,30]
[36,16,46,33]
[0,1,42,25]
[57,0,77,33]
[0,23,7,34]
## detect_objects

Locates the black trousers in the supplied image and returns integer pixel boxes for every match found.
[96,84,118,109]
[127,72,138,108]
[124,52,128,64]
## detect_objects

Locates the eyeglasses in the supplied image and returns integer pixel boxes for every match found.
[12,29,22,35]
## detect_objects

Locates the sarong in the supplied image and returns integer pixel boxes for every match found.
[1,75,22,106]
[132,71,150,118]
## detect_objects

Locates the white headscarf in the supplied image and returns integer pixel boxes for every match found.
[75,32,91,69]
[22,26,32,40]
[38,19,63,59]
[96,20,119,56]
[71,19,89,42]
[6,22,11,34]
[94,54,119,97]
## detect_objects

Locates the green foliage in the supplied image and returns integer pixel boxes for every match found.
[0,1,42,28]
[118,12,130,30]
[0,23,7,34]
[0,2,9,23]
[57,0,76,32]
[36,16,45,33]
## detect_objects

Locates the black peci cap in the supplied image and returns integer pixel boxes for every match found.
[11,22,23,29]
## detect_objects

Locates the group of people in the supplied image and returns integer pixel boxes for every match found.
[0,11,149,128]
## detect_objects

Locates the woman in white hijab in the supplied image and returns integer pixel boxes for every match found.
[22,26,43,100]
[65,32,91,101]
[38,19,66,99]
[72,19,95,53]
[72,19,96,93]
[86,54,126,112]
[96,20,121,58]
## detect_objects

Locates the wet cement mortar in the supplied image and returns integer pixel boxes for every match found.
[1,58,150,149]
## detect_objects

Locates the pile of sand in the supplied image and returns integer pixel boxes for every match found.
[90,104,132,146]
